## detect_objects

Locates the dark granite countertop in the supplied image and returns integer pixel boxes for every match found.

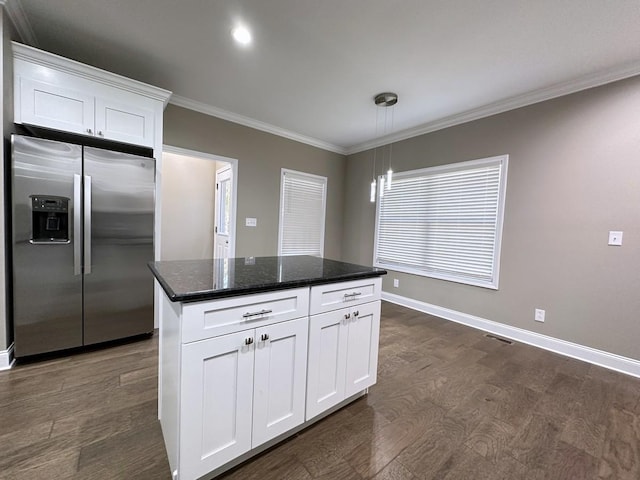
[149,255,387,302]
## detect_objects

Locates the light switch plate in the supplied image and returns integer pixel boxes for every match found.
[245,217,257,227]
[393,279,399,288]
[608,231,623,246]
[534,308,545,323]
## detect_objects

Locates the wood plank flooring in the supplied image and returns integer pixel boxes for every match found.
[1,301,640,479]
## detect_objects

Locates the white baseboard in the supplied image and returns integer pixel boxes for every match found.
[0,343,15,371]
[382,291,640,379]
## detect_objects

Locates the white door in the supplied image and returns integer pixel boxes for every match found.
[344,301,381,398]
[252,317,309,447]
[306,309,349,420]
[214,166,233,260]
[180,330,255,480]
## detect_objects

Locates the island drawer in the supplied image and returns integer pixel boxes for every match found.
[181,288,310,343]
[310,277,382,315]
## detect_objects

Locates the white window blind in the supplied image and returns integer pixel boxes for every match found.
[374,155,508,289]
[278,169,327,257]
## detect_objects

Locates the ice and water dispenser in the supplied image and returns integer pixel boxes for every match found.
[30,195,70,243]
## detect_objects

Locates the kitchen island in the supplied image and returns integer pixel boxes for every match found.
[149,256,386,480]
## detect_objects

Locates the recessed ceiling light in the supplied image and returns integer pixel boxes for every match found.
[231,26,252,46]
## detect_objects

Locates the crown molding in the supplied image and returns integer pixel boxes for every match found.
[346,61,640,155]
[169,95,347,155]
[1,0,38,46]
[13,42,172,105]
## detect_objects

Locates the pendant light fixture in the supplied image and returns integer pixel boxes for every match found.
[370,92,398,203]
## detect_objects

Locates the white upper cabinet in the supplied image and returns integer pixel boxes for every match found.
[13,42,171,149]
[17,78,95,135]
[94,97,155,146]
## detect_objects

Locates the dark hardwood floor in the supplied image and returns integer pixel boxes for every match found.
[1,301,639,479]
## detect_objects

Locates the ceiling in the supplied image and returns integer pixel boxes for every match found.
[8,0,640,154]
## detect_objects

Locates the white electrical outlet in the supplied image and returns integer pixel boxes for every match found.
[245,217,257,227]
[534,308,545,323]
[608,231,623,246]
[393,278,399,288]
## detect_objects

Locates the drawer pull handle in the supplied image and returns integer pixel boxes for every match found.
[354,310,359,317]
[343,292,362,300]
[242,309,273,318]
[244,337,254,345]
[344,313,351,320]
[261,333,270,342]
[344,292,362,298]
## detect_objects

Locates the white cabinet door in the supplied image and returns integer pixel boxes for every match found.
[18,78,94,135]
[345,301,380,397]
[306,309,349,420]
[95,97,155,147]
[252,317,308,447]
[181,331,255,480]
[307,301,381,420]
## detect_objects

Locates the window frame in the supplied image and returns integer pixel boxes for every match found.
[278,168,327,257]
[373,155,508,289]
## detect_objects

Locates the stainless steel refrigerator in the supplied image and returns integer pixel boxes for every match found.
[11,134,155,357]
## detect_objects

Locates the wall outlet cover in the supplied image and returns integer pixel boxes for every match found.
[393,278,399,288]
[534,308,545,322]
[245,217,257,227]
[608,231,623,246]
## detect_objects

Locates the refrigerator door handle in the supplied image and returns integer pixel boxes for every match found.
[73,174,82,275]
[84,175,92,274]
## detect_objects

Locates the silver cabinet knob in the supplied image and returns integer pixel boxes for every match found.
[86,128,93,134]
[97,130,104,137]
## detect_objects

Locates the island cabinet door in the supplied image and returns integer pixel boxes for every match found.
[180,330,255,480]
[306,309,349,420]
[344,301,381,398]
[252,317,309,447]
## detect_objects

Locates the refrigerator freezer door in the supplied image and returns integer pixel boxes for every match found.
[83,147,155,344]
[12,135,83,356]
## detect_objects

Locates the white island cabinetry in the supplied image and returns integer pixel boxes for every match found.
[306,278,381,420]
[155,257,384,480]
[180,316,308,480]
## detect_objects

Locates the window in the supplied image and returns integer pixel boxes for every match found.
[278,169,327,257]
[374,155,508,289]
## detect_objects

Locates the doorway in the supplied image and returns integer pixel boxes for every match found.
[214,165,233,261]
[160,146,237,261]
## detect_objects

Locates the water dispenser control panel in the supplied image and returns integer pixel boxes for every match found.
[30,195,70,243]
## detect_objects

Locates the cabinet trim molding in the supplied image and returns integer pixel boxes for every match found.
[12,42,172,106]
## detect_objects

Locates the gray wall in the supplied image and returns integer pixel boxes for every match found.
[163,104,346,260]
[1,9,16,351]
[343,76,640,360]
[160,152,217,261]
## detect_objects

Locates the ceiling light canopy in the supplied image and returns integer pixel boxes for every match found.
[231,25,252,45]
